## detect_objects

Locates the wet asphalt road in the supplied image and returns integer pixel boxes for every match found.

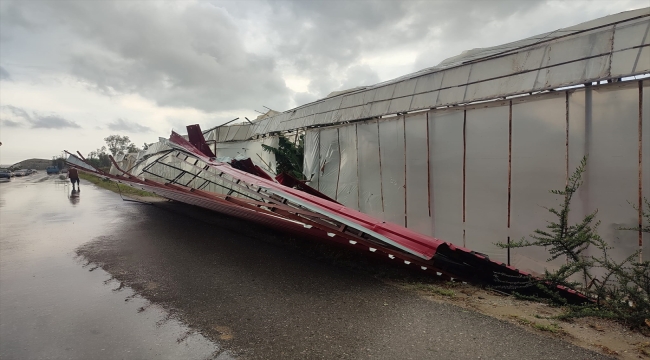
[0,175,612,359]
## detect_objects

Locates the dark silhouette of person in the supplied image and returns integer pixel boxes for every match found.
[69,189,80,205]
[68,168,80,191]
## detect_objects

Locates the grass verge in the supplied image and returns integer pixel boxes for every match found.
[79,171,158,198]
[509,315,565,334]
[403,282,456,297]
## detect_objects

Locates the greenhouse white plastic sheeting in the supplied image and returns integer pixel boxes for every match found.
[108,8,650,274]
[303,80,650,273]
[243,8,649,135]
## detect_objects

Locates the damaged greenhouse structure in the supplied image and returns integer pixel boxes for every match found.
[68,8,649,298]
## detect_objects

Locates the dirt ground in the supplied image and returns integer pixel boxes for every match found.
[393,280,650,359]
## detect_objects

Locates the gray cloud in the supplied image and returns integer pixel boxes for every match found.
[1,0,646,114]
[107,118,151,133]
[1,119,22,127]
[1,1,291,112]
[0,66,10,80]
[4,105,30,120]
[30,114,80,129]
[1,105,80,129]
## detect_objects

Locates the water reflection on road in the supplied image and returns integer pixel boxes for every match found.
[0,176,224,359]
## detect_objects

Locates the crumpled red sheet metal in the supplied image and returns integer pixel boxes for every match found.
[64,129,590,304]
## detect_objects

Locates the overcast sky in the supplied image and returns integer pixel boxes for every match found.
[0,0,647,165]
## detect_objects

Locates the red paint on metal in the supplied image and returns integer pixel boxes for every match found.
[186,124,216,158]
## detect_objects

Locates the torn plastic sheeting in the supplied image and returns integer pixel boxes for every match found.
[377,117,406,226]
[317,127,340,199]
[303,130,320,189]
[356,121,384,219]
[405,113,433,236]
[336,125,359,210]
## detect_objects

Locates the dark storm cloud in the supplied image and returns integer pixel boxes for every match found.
[1,1,292,112]
[107,118,151,133]
[1,105,80,129]
[0,66,10,80]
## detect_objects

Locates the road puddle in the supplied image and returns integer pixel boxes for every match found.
[0,176,232,359]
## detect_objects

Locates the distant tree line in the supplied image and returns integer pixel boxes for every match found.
[50,134,142,171]
[86,135,141,170]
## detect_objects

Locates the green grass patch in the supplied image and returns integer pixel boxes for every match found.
[532,322,563,333]
[510,315,564,334]
[79,172,158,198]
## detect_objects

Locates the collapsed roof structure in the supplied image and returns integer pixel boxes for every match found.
[67,8,649,299]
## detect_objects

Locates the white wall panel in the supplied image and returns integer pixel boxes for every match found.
[356,121,384,218]
[378,118,406,226]
[510,93,567,274]
[405,113,433,235]
[465,104,509,263]
[569,83,639,264]
[318,128,340,199]
[429,109,464,246]
[336,125,359,209]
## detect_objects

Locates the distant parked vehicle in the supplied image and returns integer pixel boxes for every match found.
[0,168,11,180]
[14,169,27,177]
[46,166,60,175]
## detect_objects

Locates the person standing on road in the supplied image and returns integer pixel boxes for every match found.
[68,167,80,191]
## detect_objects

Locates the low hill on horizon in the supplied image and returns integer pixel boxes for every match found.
[9,158,52,170]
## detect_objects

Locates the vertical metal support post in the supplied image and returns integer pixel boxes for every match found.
[583,84,593,213]
[402,115,409,227]
[639,81,644,262]
[565,91,570,188]
[377,119,385,213]
[335,128,342,201]
[462,109,467,247]
[355,124,361,211]
[507,100,513,265]
[426,111,432,218]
